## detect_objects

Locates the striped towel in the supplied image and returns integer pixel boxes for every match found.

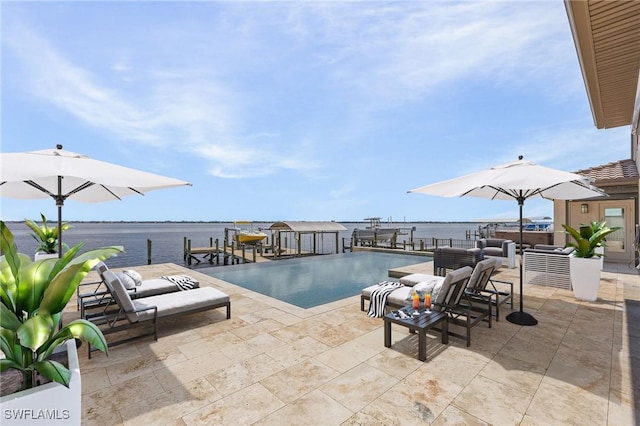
[368,281,403,318]
[161,275,199,291]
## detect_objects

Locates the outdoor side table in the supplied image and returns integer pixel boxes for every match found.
[383,307,448,361]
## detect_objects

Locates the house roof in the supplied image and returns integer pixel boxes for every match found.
[574,159,639,183]
[564,0,640,129]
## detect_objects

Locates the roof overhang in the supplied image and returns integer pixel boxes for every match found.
[564,0,640,129]
[269,221,347,233]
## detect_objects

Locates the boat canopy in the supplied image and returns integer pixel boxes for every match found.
[268,221,347,233]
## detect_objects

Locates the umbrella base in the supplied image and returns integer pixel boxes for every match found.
[506,311,538,326]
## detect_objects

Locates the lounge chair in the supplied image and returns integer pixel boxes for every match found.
[465,258,513,321]
[86,270,230,358]
[432,264,491,347]
[360,274,446,313]
[78,262,200,317]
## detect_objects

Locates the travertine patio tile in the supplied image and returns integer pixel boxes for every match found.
[431,405,490,426]
[219,332,286,362]
[181,382,284,425]
[205,353,286,396]
[260,358,340,403]
[314,339,380,373]
[265,335,331,367]
[364,346,424,379]
[232,318,291,340]
[254,389,352,425]
[119,377,222,425]
[416,345,489,388]
[607,389,638,426]
[83,374,165,423]
[154,350,234,390]
[82,367,110,394]
[478,352,545,396]
[452,375,530,425]
[320,363,398,412]
[106,353,169,385]
[497,333,558,369]
[525,380,608,425]
[73,262,638,425]
[352,374,464,425]
[314,322,370,347]
[177,331,244,359]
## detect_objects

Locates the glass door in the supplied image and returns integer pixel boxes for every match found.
[599,201,634,263]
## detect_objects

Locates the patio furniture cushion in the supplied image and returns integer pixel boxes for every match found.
[133,287,230,322]
[123,269,143,286]
[115,272,138,290]
[399,273,444,287]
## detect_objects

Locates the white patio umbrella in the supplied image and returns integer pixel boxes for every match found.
[0,145,192,256]
[408,155,606,326]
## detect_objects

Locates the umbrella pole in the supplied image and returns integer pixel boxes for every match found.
[57,176,63,258]
[505,194,538,326]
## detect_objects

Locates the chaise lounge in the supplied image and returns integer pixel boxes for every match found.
[86,270,230,358]
[78,262,200,317]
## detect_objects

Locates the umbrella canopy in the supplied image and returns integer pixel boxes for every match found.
[0,145,192,255]
[408,156,606,326]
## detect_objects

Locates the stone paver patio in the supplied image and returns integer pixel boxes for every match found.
[70,259,639,425]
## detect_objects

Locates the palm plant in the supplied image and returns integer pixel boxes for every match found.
[0,220,122,391]
[562,220,621,258]
[25,213,71,254]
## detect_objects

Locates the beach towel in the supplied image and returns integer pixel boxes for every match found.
[368,281,403,318]
[161,275,199,291]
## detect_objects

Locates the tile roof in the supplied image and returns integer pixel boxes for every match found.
[575,159,639,182]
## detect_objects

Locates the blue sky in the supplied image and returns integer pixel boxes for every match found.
[1,1,630,223]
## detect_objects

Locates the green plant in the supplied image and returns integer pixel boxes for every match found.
[563,220,621,258]
[25,213,71,254]
[0,220,122,391]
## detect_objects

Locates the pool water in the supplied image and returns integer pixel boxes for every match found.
[202,251,430,308]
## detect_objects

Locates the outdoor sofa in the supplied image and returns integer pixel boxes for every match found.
[523,244,574,290]
[476,238,517,268]
[433,247,484,276]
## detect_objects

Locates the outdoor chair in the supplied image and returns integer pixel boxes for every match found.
[85,270,230,358]
[360,275,445,313]
[77,262,200,318]
[431,266,491,347]
[433,247,483,276]
[464,258,513,321]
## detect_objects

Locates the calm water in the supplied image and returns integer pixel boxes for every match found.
[3,221,481,268]
[203,251,428,308]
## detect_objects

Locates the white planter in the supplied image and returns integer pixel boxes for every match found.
[594,246,604,270]
[0,340,81,425]
[569,255,602,302]
[34,252,58,261]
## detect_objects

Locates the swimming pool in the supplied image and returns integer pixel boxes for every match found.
[202,251,430,309]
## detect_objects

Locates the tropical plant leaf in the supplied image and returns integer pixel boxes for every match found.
[0,358,25,373]
[0,331,15,361]
[0,302,23,331]
[15,258,59,315]
[16,314,55,352]
[34,360,71,388]
[0,328,23,365]
[39,248,121,315]
[0,222,22,309]
[42,319,109,359]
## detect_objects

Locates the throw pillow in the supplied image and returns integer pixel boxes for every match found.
[115,272,136,290]
[123,269,143,286]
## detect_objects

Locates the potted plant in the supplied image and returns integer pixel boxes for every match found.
[24,214,71,260]
[562,221,620,301]
[0,221,121,424]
